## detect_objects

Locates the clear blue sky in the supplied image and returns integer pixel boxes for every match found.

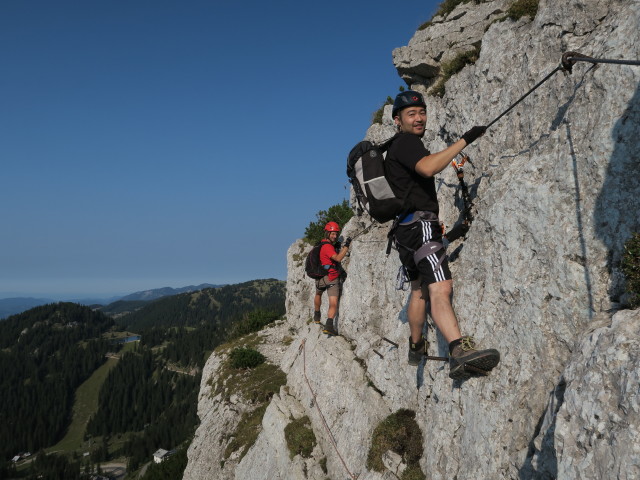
[1,0,440,299]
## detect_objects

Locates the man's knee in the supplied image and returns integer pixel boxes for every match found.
[428,280,453,301]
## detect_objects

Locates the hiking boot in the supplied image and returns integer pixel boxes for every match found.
[313,311,321,324]
[323,318,338,336]
[408,336,426,366]
[449,336,500,380]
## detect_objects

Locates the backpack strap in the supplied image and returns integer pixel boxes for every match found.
[319,240,337,272]
[377,132,401,151]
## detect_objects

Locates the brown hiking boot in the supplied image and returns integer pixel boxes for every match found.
[449,336,500,380]
[323,318,338,336]
[408,335,426,366]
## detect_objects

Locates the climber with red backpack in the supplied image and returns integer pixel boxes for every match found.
[310,222,351,336]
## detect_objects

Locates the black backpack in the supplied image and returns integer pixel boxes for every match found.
[346,133,408,223]
[305,242,327,279]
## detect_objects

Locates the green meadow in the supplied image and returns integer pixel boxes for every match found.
[48,342,137,454]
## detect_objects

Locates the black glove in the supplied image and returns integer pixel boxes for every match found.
[344,237,352,248]
[461,126,487,146]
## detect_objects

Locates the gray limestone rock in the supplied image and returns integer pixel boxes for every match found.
[526,308,640,479]
[182,321,293,480]
[393,0,515,88]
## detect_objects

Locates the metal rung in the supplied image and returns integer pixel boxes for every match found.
[425,355,448,362]
[381,337,398,348]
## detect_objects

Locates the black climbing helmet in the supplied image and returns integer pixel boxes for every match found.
[392,90,426,118]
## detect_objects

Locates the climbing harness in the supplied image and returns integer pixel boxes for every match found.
[388,211,448,292]
[389,157,472,290]
[486,51,640,129]
[395,265,411,291]
[450,154,473,225]
[441,153,474,243]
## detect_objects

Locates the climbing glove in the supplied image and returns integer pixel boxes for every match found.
[344,237,352,248]
[461,126,487,145]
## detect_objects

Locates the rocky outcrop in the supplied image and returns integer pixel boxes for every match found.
[184,0,640,479]
[182,322,292,479]
[393,0,515,88]
[525,308,640,479]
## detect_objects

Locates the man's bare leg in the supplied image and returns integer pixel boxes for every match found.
[408,280,427,343]
[327,295,339,320]
[427,279,461,343]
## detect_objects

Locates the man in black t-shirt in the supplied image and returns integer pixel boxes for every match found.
[386,90,500,380]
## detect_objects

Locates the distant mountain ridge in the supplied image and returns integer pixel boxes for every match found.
[0,283,225,319]
[118,283,222,301]
[116,279,285,330]
[0,297,54,319]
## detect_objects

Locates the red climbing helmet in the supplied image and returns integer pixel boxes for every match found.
[324,221,340,232]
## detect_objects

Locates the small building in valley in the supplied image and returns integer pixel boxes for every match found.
[153,448,175,463]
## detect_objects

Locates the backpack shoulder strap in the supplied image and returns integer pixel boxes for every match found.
[318,240,339,268]
[377,132,401,151]
[317,240,330,254]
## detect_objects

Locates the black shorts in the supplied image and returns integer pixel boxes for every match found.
[394,214,451,285]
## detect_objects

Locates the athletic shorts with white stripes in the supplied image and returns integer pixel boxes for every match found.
[394,216,452,285]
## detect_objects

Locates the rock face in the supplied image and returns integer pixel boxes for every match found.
[184,0,640,479]
[393,0,515,88]
[526,308,640,479]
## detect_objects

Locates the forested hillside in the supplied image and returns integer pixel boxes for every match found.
[97,299,150,317]
[86,347,200,473]
[94,279,287,472]
[118,278,285,330]
[0,303,114,460]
